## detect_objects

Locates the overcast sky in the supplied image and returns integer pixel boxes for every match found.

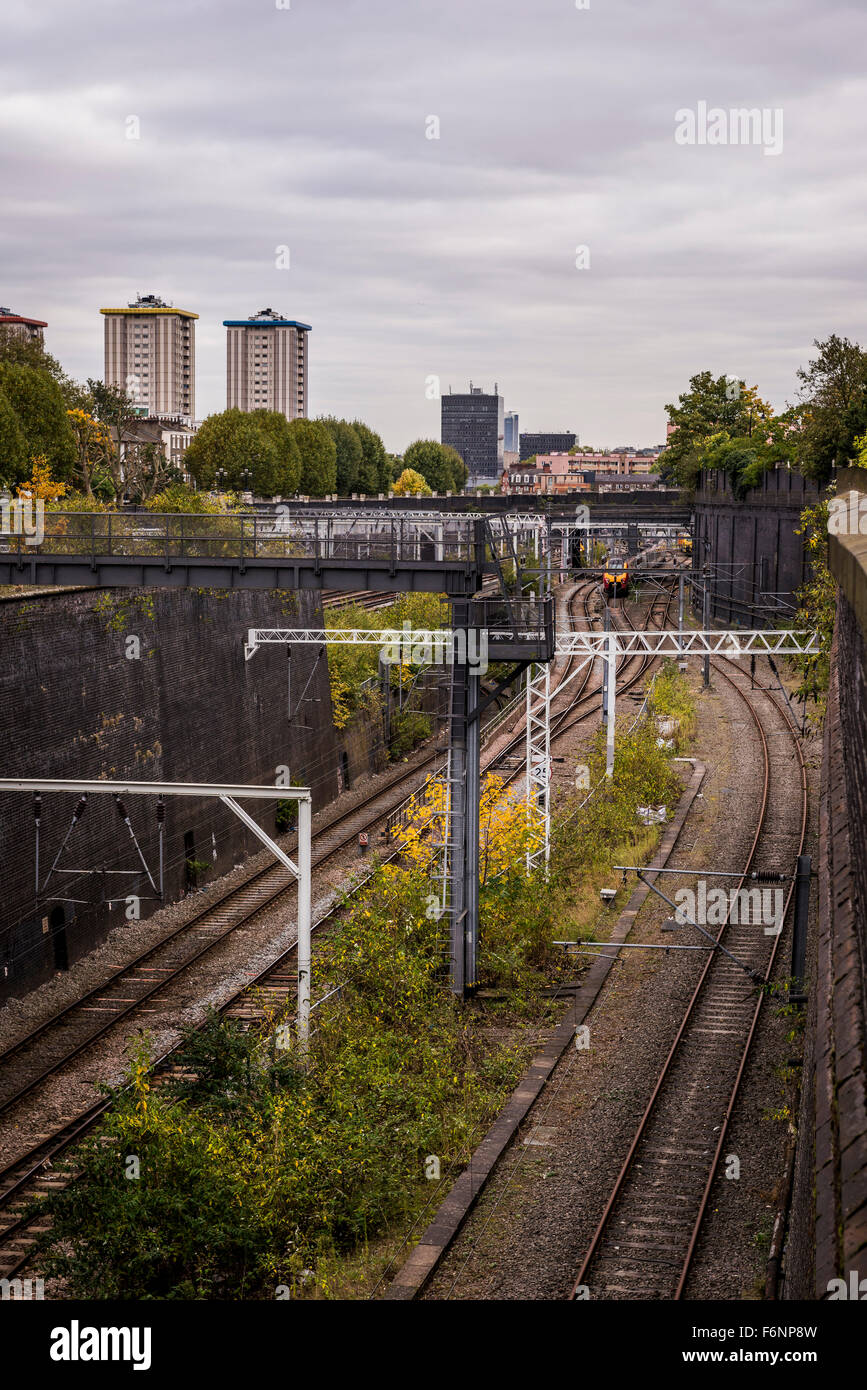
[2,0,865,451]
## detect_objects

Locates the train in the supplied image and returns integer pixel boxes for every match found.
[601,541,677,599]
[602,562,630,598]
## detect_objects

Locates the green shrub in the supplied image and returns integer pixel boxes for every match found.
[388,709,431,759]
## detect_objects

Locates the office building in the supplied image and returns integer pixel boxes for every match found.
[101,294,197,419]
[441,382,504,483]
[519,431,576,461]
[224,308,310,419]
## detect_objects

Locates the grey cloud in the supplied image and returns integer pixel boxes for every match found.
[1,0,865,449]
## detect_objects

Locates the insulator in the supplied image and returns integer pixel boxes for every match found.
[115,796,128,820]
[752,870,785,883]
[73,795,87,819]
[33,793,42,822]
[156,799,165,823]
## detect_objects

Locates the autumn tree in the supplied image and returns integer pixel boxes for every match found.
[66,409,116,498]
[393,468,433,496]
[15,456,67,501]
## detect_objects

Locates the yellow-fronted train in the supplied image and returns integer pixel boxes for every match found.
[602,562,630,597]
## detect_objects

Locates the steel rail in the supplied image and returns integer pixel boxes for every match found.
[569,653,807,1300]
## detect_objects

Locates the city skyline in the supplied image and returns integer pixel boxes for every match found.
[2,0,865,453]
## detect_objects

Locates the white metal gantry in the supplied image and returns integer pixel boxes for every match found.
[242,623,820,876]
[246,627,444,659]
[554,629,822,659]
[0,778,314,1050]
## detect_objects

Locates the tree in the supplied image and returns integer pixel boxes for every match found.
[403,439,465,492]
[0,386,28,482]
[442,444,468,490]
[793,335,867,483]
[320,417,363,495]
[121,442,179,504]
[352,421,389,494]
[0,329,88,412]
[86,379,143,495]
[697,416,795,497]
[658,371,774,487]
[15,456,67,501]
[185,409,295,496]
[66,408,116,498]
[393,468,432,497]
[0,361,77,481]
[144,484,240,514]
[287,418,337,496]
[254,411,301,495]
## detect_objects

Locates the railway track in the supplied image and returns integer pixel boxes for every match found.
[568,655,808,1300]
[0,572,678,1283]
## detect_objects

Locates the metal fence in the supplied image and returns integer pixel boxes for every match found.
[4,511,486,568]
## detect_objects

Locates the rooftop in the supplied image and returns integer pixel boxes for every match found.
[223,310,312,330]
[100,294,198,319]
[0,308,48,327]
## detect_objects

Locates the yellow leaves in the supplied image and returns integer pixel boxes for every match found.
[391,771,538,885]
[16,456,66,501]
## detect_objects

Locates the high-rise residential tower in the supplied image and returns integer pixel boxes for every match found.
[0,307,47,343]
[441,382,504,483]
[100,294,197,419]
[504,410,520,456]
[223,309,311,419]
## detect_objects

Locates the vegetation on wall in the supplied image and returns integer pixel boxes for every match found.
[792,495,835,713]
[324,592,448,731]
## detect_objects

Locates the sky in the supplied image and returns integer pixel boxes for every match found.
[2,0,866,453]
